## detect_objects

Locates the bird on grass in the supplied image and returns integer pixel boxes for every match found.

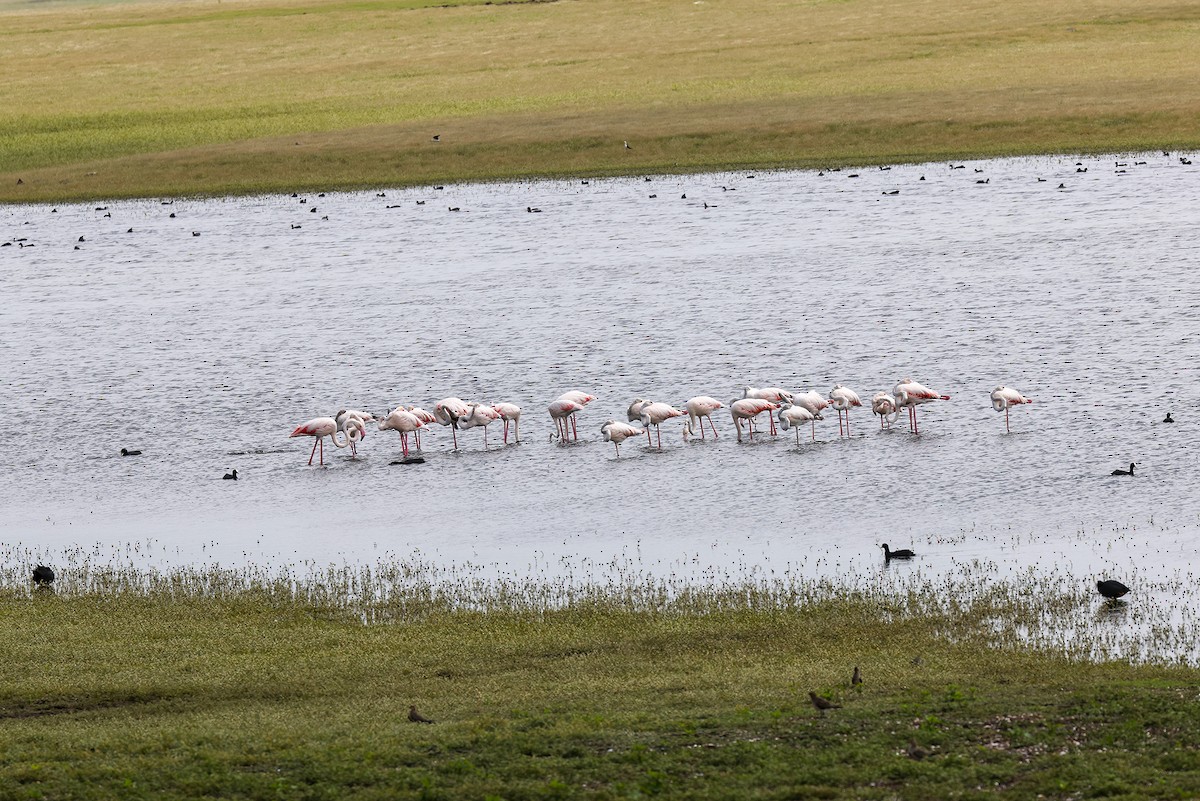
[881,543,915,561]
[851,666,862,687]
[1096,580,1130,600]
[809,692,841,714]
[120,448,142,456]
[223,469,238,480]
[906,739,929,760]
[32,565,55,586]
[409,705,435,724]
[1111,463,1135,476]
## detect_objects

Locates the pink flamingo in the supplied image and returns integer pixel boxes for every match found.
[828,385,862,437]
[871,392,898,429]
[683,396,723,440]
[777,403,816,444]
[730,398,779,442]
[434,397,471,449]
[639,402,687,450]
[600,420,644,458]
[990,386,1032,432]
[405,406,437,449]
[457,403,501,448]
[378,408,424,458]
[334,409,372,457]
[552,391,595,441]
[893,378,951,434]
[742,386,793,435]
[549,398,586,441]
[627,398,649,422]
[492,403,522,443]
[792,391,830,440]
[289,416,361,466]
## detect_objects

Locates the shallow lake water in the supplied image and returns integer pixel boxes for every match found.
[3,152,1199,634]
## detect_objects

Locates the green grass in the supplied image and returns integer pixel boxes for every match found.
[2,561,1199,799]
[1,0,1199,201]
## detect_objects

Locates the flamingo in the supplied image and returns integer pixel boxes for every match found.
[828,385,862,437]
[872,392,898,429]
[627,398,649,423]
[990,386,1032,433]
[334,409,372,456]
[492,402,522,443]
[434,397,471,449]
[457,403,501,448]
[553,391,595,441]
[378,408,424,458]
[777,403,817,444]
[404,405,437,449]
[639,402,686,450]
[549,398,586,441]
[742,387,794,435]
[600,420,644,458]
[791,391,829,440]
[289,416,361,466]
[683,396,723,440]
[730,398,779,442]
[893,378,951,434]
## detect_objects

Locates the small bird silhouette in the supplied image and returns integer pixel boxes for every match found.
[1164,412,1174,423]
[851,666,862,687]
[882,543,915,560]
[223,469,238,480]
[32,565,55,586]
[409,705,435,723]
[624,140,631,149]
[809,692,840,713]
[1110,463,1135,476]
[432,134,440,142]
[906,739,929,760]
[1097,579,1130,600]
[120,448,142,456]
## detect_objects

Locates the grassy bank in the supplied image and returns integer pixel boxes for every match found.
[1,0,1199,201]
[3,568,1199,799]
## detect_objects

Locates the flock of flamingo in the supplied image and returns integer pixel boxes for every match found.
[287,380,1034,463]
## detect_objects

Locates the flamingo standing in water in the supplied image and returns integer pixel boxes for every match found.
[405,405,437,449]
[457,403,501,448]
[791,390,830,440]
[492,402,522,443]
[777,403,816,444]
[872,392,898,429]
[627,398,649,423]
[639,402,687,450]
[378,408,424,458]
[742,387,793,435]
[551,391,595,441]
[828,385,862,437]
[990,386,1032,432]
[730,398,779,442]
[334,409,372,456]
[600,420,644,458]
[290,416,361,465]
[549,398,586,441]
[434,397,471,449]
[893,378,951,434]
[683,396,723,440]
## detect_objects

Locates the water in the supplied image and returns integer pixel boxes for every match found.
[2,152,1199,599]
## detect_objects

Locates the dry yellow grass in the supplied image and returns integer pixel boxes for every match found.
[2,0,1198,200]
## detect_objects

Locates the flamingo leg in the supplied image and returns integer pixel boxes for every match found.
[401,433,409,458]
[319,436,325,465]
[811,419,816,442]
[847,413,851,437]
[656,425,662,450]
[838,410,844,437]
[415,429,421,450]
[795,425,801,445]
[452,426,459,450]
[614,441,621,458]
[308,437,318,466]
[503,420,509,444]
[484,426,488,449]
[707,416,718,439]
[571,414,578,441]
[646,427,653,445]
[1006,407,1011,433]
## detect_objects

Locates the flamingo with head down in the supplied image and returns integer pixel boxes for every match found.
[893,378,950,434]
[433,397,471,449]
[290,416,361,465]
[871,392,898,429]
[551,391,595,441]
[492,403,522,443]
[990,386,1032,432]
[457,403,501,449]
[639,402,687,450]
[334,409,373,456]
[730,398,779,442]
[600,420,644,458]
[777,403,816,444]
[828,385,862,437]
[683,396,723,440]
[742,387,793,435]
[378,408,424,458]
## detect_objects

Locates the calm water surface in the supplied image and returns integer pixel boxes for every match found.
[3,152,1199,598]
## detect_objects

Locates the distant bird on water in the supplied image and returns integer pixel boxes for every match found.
[1164,412,1174,423]
[409,705,435,723]
[32,565,55,586]
[990,386,1032,433]
[882,543,915,561]
[808,692,841,714]
[223,469,238,480]
[120,448,142,456]
[1096,579,1130,600]
[1111,463,1135,476]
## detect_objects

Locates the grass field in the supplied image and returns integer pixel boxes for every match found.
[1,0,1198,201]
[2,564,1199,799]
